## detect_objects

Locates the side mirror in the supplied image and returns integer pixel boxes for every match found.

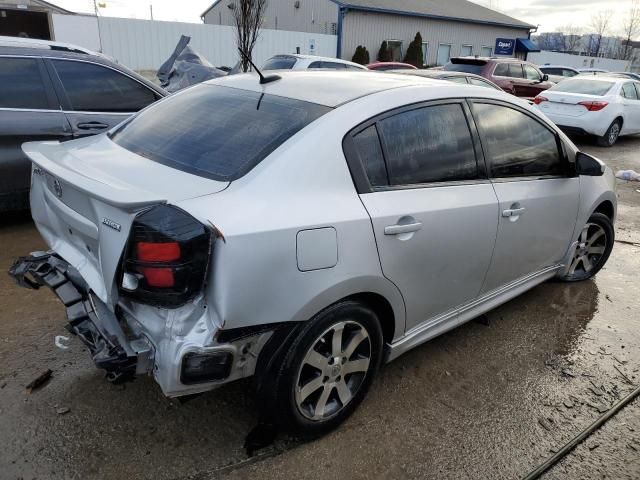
[576,152,605,176]
[542,74,549,82]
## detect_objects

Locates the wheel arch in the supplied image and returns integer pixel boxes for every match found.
[593,200,615,222]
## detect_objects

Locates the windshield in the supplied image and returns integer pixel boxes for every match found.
[549,79,615,96]
[111,84,331,181]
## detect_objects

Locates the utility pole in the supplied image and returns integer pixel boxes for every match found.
[150,4,154,21]
[93,0,103,53]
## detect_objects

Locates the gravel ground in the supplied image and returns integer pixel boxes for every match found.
[0,135,639,480]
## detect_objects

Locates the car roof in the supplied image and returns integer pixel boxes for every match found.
[209,70,457,107]
[450,56,524,64]
[540,65,579,70]
[0,35,100,55]
[556,75,627,85]
[390,69,480,79]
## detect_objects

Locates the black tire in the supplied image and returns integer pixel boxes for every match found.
[596,119,621,147]
[257,300,383,437]
[559,212,614,282]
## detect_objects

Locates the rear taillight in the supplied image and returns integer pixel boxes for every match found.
[533,96,548,105]
[578,101,609,112]
[119,205,212,308]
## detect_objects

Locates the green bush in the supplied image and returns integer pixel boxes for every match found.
[377,41,392,62]
[352,45,370,65]
[403,32,424,67]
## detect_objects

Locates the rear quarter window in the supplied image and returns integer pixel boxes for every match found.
[262,56,297,70]
[110,84,331,181]
[0,57,50,109]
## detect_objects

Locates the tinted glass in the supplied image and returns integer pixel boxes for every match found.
[494,63,509,76]
[111,84,331,181]
[473,103,563,178]
[469,77,501,90]
[309,61,346,69]
[508,64,524,78]
[549,79,614,96]
[563,69,578,77]
[377,104,477,185]
[352,125,387,187]
[0,57,49,109]
[622,83,639,99]
[262,56,296,70]
[524,65,541,81]
[541,68,562,75]
[53,60,156,112]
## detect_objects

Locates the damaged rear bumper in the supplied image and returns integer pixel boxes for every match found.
[9,251,152,383]
[9,252,279,396]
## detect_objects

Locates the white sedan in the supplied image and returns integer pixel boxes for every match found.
[262,54,367,71]
[533,76,640,146]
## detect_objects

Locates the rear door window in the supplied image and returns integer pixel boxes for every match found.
[376,103,478,185]
[472,103,564,178]
[111,84,331,181]
[494,64,509,76]
[508,64,524,78]
[52,60,157,112]
[0,57,50,109]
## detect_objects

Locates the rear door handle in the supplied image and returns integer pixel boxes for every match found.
[384,222,423,235]
[502,207,526,217]
[77,122,109,130]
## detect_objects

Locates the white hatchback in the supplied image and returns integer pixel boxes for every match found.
[533,76,640,146]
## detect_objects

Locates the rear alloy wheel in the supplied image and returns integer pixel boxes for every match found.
[597,120,621,147]
[264,301,383,436]
[560,213,614,282]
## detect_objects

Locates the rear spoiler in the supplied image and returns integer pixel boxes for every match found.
[23,141,166,210]
[450,58,487,65]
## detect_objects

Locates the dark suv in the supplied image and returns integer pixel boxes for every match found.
[443,57,553,100]
[0,38,166,212]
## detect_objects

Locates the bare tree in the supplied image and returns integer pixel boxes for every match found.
[232,0,268,72]
[622,0,640,60]
[557,24,583,52]
[589,10,613,56]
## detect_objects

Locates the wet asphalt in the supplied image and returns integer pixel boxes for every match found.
[1,136,639,480]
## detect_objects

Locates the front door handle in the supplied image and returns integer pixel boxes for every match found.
[502,207,526,217]
[384,222,423,235]
[77,122,109,130]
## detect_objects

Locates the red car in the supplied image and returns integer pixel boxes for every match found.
[443,57,553,100]
[367,62,417,71]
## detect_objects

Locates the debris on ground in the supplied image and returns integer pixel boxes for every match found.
[615,170,640,181]
[613,365,634,385]
[25,369,52,393]
[562,368,577,378]
[56,407,70,415]
[157,35,229,93]
[538,417,553,431]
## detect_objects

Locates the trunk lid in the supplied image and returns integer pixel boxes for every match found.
[23,135,227,306]
[538,92,604,117]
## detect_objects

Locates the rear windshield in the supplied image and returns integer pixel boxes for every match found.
[548,79,614,96]
[110,84,331,181]
[443,62,485,74]
[262,56,297,70]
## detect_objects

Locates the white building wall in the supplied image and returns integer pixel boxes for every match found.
[203,0,338,35]
[51,14,101,52]
[50,15,337,71]
[528,51,630,72]
[341,10,529,65]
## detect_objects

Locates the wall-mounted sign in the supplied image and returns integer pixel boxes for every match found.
[494,38,515,56]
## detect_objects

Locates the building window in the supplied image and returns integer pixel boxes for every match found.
[461,44,473,56]
[436,43,452,66]
[481,46,493,57]
[330,22,337,35]
[386,40,404,62]
[421,42,429,66]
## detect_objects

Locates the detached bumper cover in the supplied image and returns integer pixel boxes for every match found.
[9,252,149,382]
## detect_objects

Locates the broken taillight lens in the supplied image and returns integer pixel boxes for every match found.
[119,205,212,308]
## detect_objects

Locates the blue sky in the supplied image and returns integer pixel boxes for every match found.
[53,0,634,35]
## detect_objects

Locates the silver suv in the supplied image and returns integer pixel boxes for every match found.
[11,71,616,436]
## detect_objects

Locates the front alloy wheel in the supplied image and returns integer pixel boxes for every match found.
[560,212,614,282]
